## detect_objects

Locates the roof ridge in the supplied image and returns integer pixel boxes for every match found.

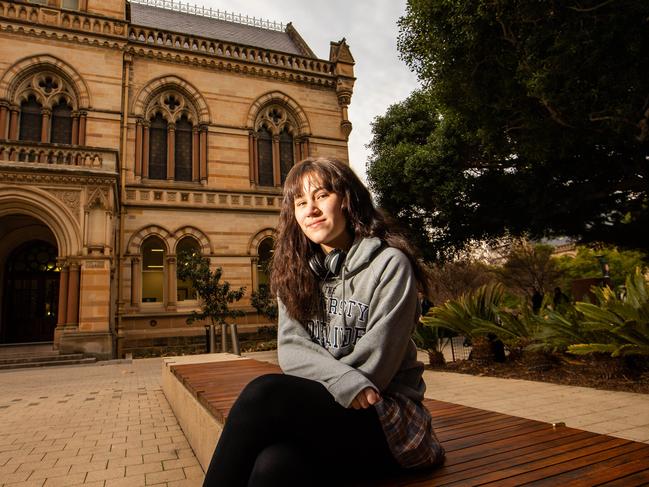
[129,0,285,32]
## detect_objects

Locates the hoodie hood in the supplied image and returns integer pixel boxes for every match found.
[342,237,384,278]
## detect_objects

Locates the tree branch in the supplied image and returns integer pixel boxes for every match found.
[568,0,616,13]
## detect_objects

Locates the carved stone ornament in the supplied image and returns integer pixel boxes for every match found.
[47,189,81,221]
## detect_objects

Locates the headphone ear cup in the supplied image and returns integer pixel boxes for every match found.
[324,249,345,277]
[308,254,328,279]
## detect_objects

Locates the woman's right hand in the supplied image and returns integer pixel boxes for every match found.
[350,387,381,409]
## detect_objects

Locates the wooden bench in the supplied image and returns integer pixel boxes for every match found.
[162,355,649,485]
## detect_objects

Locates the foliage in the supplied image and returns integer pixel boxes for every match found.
[568,269,649,357]
[555,245,647,291]
[177,251,245,327]
[368,1,649,259]
[250,286,278,322]
[495,240,561,299]
[428,259,496,304]
[423,283,504,340]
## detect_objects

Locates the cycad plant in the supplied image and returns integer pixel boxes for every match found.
[567,268,649,358]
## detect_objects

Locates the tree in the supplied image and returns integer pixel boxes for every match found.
[368,0,649,258]
[495,240,561,300]
[555,245,647,291]
[177,251,246,328]
[250,286,278,322]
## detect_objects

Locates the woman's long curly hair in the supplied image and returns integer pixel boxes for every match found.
[271,157,432,322]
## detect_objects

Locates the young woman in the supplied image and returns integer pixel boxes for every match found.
[202,157,444,487]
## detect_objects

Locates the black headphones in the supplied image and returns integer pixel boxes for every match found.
[308,249,346,280]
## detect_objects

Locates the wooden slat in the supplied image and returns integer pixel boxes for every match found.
[170,358,649,486]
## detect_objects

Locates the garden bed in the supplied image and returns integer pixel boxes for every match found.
[429,355,649,394]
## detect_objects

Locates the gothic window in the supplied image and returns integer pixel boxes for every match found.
[149,113,167,180]
[257,126,273,187]
[257,237,274,292]
[139,89,203,182]
[51,99,72,144]
[176,237,200,301]
[19,95,42,142]
[11,71,83,145]
[252,105,302,187]
[175,115,193,182]
[142,237,165,303]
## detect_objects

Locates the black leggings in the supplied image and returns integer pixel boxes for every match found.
[202,374,400,487]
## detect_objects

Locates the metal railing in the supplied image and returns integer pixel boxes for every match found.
[130,0,285,32]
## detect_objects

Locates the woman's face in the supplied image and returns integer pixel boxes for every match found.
[293,176,351,253]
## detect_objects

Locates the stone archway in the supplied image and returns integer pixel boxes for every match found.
[0,215,59,344]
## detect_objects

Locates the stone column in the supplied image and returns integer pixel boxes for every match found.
[272,135,280,186]
[142,123,150,179]
[199,125,207,183]
[248,131,255,183]
[66,262,80,328]
[41,108,51,143]
[57,264,69,328]
[71,112,79,145]
[166,256,177,310]
[130,257,141,308]
[192,126,199,182]
[8,107,19,140]
[0,103,8,139]
[135,119,143,178]
[167,124,175,180]
[78,111,87,146]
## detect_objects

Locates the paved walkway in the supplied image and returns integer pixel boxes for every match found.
[0,352,647,486]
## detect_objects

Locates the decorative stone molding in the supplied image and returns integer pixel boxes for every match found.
[132,75,210,123]
[0,0,127,40]
[0,54,91,108]
[248,228,276,256]
[47,189,81,222]
[172,226,211,254]
[0,141,116,170]
[246,91,310,134]
[0,169,116,187]
[126,187,281,212]
[126,224,173,255]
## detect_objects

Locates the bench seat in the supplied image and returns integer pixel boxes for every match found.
[162,355,649,485]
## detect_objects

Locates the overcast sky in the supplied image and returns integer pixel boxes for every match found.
[196,0,421,182]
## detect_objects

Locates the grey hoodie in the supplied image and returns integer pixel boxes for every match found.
[278,237,426,408]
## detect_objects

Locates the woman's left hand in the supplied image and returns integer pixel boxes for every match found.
[350,387,381,409]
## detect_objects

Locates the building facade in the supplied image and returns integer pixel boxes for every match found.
[0,0,355,358]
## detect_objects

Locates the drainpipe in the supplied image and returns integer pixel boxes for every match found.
[114,52,132,358]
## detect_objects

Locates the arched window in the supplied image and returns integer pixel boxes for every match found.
[149,113,167,180]
[176,237,200,301]
[51,99,72,144]
[19,95,42,142]
[139,89,203,182]
[141,237,165,303]
[10,71,84,145]
[175,115,193,181]
[252,105,302,187]
[257,126,273,187]
[257,237,274,292]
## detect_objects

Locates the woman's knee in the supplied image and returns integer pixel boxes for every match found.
[248,442,320,487]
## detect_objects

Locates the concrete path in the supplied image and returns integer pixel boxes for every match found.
[0,352,647,486]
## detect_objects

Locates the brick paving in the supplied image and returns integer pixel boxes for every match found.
[0,358,203,487]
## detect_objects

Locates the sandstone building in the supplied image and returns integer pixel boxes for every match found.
[0,0,355,358]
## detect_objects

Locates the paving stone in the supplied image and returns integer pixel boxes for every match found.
[145,467,185,484]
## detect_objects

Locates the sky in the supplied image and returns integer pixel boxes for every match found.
[196,0,421,182]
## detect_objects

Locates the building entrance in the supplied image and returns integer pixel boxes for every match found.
[1,240,59,344]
